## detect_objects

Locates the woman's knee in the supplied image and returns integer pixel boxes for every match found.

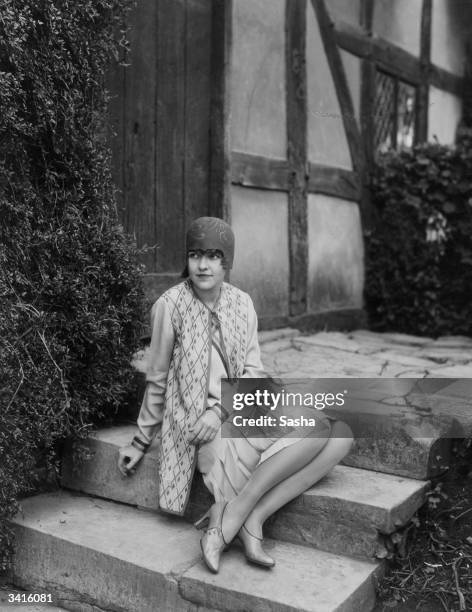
[330,420,354,459]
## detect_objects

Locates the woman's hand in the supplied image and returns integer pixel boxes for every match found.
[118,445,144,476]
[189,410,220,445]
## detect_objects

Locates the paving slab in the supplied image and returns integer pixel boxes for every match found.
[365,351,435,369]
[413,347,472,364]
[427,335,472,348]
[293,333,365,354]
[11,491,382,612]
[260,329,472,477]
[258,338,297,354]
[258,328,300,345]
[262,344,389,378]
[428,364,472,377]
[368,332,433,347]
[61,427,428,559]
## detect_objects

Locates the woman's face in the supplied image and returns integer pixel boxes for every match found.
[187,249,225,293]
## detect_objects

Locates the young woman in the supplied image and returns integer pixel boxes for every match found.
[118,216,353,573]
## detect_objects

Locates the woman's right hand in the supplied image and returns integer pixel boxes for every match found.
[118,445,144,476]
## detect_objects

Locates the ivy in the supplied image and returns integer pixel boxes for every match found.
[365,135,472,336]
[0,0,144,570]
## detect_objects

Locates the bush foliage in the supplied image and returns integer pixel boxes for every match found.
[0,0,143,569]
[365,134,472,336]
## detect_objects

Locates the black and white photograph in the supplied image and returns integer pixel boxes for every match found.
[1,1,472,611]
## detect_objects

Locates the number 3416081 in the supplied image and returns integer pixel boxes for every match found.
[8,593,53,603]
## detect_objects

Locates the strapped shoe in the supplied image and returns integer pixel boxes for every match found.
[238,524,275,568]
[198,501,230,573]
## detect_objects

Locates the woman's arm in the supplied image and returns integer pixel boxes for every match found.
[118,297,174,475]
[136,297,175,445]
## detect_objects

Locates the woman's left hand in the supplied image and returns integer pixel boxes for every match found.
[189,410,220,445]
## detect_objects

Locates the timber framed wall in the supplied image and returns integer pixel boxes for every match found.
[229,0,366,329]
[109,0,471,328]
[227,0,470,329]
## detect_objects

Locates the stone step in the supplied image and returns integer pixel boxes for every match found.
[11,491,383,612]
[61,426,429,559]
[326,404,452,480]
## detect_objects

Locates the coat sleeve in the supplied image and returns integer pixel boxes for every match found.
[136,297,174,445]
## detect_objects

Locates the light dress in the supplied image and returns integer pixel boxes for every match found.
[137,291,330,503]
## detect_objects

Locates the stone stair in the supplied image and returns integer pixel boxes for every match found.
[10,422,430,612]
[61,426,428,560]
[11,491,383,612]
[13,328,467,611]
[8,329,472,612]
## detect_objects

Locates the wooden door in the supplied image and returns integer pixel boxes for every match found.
[109,0,215,303]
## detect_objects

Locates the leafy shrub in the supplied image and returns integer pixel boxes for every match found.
[365,134,472,336]
[0,0,144,570]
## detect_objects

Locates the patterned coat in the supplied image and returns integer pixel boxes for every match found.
[157,280,250,515]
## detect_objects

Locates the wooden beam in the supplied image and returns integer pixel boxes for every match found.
[462,41,472,127]
[307,164,361,201]
[230,153,361,202]
[231,152,289,191]
[334,23,370,57]
[417,0,432,141]
[184,0,213,226]
[429,65,464,97]
[209,0,232,222]
[360,0,374,34]
[286,0,308,317]
[334,21,464,95]
[373,36,421,84]
[360,63,375,143]
[360,52,376,223]
[311,0,364,176]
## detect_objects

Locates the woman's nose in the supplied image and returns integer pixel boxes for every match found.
[198,256,209,269]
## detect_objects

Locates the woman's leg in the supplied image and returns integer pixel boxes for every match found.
[221,421,352,541]
[244,421,353,537]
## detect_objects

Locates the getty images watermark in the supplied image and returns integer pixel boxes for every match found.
[220,378,472,439]
[231,386,345,426]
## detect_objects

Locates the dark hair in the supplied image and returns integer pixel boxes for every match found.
[181,250,227,278]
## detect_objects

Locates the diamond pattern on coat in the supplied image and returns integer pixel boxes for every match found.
[158,281,249,514]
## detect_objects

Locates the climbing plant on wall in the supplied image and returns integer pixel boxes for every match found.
[365,133,472,336]
[0,0,143,569]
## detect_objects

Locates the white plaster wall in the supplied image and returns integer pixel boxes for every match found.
[231,186,289,317]
[431,0,471,76]
[372,0,422,57]
[306,2,352,169]
[428,87,462,145]
[231,0,287,159]
[325,0,361,26]
[307,195,364,312]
